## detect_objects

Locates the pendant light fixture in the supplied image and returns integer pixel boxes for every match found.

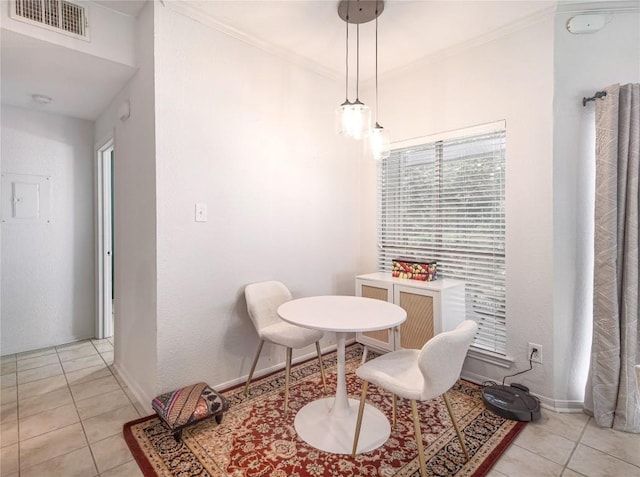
[367,2,391,160]
[336,1,380,140]
[335,4,353,137]
[349,21,371,140]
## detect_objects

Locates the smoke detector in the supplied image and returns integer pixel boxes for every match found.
[31,94,53,105]
[566,14,606,34]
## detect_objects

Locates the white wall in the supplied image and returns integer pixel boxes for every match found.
[552,4,640,404]
[360,2,640,409]
[360,11,559,402]
[152,4,359,395]
[1,105,95,354]
[94,1,158,404]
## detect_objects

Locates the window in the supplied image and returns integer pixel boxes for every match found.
[377,121,506,354]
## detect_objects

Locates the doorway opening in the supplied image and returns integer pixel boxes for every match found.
[97,139,114,339]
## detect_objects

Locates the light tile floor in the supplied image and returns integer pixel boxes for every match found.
[2,340,639,476]
[488,408,640,477]
[1,339,145,477]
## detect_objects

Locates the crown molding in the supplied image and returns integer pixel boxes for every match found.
[556,0,640,14]
[160,0,343,82]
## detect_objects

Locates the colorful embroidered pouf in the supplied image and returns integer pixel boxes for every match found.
[151,382,229,441]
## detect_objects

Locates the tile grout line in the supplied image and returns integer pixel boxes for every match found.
[560,415,591,476]
[24,343,99,473]
[16,352,66,474]
[16,339,128,477]
[16,346,99,477]
[16,348,73,475]
[58,341,101,477]
[92,338,140,476]
[102,343,147,418]
[485,413,590,476]
[571,417,640,471]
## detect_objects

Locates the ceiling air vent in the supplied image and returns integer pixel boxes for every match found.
[10,0,90,41]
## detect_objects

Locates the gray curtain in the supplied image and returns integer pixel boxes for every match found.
[589,83,640,433]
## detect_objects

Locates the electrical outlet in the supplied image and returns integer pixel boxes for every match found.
[528,343,543,364]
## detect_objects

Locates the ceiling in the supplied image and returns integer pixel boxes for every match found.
[191,1,556,81]
[94,0,147,17]
[1,29,139,120]
[1,0,558,121]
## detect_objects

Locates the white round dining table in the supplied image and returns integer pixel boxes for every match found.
[277,295,406,455]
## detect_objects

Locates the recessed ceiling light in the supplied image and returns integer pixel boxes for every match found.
[31,94,53,105]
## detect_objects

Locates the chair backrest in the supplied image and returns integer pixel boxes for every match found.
[244,281,293,336]
[417,320,478,398]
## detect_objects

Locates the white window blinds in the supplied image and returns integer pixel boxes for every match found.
[377,123,506,354]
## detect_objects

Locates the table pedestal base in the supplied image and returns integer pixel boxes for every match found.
[294,397,390,455]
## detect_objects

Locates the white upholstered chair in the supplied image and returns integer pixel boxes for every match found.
[351,320,478,477]
[244,280,327,413]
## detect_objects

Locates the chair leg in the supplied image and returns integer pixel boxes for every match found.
[284,347,292,414]
[442,392,470,461]
[351,381,369,457]
[411,400,427,477]
[315,341,327,394]
[361,345,368,364]
[392,394,397,427]
[244,340,264,396]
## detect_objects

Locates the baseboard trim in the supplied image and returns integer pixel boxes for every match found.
[461,370,585,413]
[112,361,153,414]
[213,341,346,392]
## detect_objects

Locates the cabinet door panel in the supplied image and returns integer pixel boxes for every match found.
[361,285,389,301]
[356,282,394,351]
[362,329,390,342]
[398,291,435,350]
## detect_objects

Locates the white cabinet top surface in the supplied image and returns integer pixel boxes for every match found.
[357,272,465,291]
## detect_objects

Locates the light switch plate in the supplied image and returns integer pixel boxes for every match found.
[195,202,207,222]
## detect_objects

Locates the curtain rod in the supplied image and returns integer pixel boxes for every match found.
[583,91,607,106]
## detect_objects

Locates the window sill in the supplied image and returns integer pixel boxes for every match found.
[467,347,514,369]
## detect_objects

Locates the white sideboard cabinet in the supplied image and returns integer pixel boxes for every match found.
[355,273,466,358]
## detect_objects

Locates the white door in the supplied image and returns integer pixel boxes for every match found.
[97,140,114,339]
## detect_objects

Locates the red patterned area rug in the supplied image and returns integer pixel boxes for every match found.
[124,344,525,477]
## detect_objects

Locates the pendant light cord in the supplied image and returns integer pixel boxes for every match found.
[356,22,360,101]
[375,7,379,123]
[344,3,350,101]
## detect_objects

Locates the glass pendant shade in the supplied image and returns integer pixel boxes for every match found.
[367,122,391,160]
[336,99,371,139]
[336,100,352,136]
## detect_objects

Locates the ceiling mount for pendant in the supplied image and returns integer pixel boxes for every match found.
[338,0,384,25]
